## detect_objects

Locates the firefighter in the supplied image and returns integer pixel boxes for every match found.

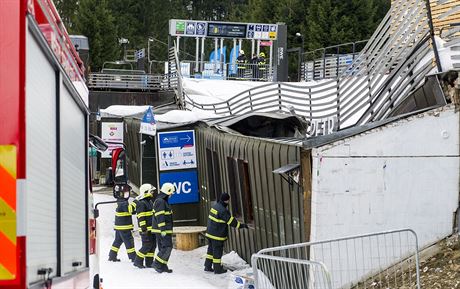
[204,193,248,274]
[257,52,267,80]
[236,50,247,79]
[133,183,156,269]
[152,182,176,273]
[108,188,136,262]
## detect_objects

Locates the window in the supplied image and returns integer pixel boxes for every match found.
[226,157,254,224]
[206,149,222,201]
[238,160,254,224]
[226,157,241,218]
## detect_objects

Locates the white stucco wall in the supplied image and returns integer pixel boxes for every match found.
[310,105,459,287]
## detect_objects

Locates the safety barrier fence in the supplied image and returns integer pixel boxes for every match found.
[251,229,421,289]
[179,61,273,82]
[178,0,446,129]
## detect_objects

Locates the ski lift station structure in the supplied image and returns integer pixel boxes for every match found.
[168,19,288,81]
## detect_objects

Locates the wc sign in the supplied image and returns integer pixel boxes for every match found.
[159,170,199,204]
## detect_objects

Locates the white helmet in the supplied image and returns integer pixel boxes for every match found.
[139,183,155,199]
[239,50,244,55]
[160,182,176,196]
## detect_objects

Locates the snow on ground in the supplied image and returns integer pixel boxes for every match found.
[94,193,250,289]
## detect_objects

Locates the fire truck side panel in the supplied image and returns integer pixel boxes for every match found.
[26,26,58,285]
[60,79,87,275]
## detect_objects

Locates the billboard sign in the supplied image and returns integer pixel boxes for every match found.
[101,122,124,158]
[157,130,197,171]
[159,170,199,204]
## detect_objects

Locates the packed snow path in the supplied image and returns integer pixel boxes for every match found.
[94,193,251,289]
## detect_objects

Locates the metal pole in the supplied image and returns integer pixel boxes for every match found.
[176,36,180,55]
[214,38,218,73]
[233,38,237,78]
[257,40,260,55]
[201,37,205,72]
[139,134,143,185]
[425,0,442,72]
[195,37,199,73]
[269,40,273,81]
[220,38,224,76]
[251,39,255,57]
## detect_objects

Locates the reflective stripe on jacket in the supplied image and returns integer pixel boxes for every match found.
[152,193,174,235]
[135,197,153,232]
[114,200,134,231]
[205,201,240,241]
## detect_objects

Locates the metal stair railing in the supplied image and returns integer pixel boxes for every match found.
[180,0,449,130]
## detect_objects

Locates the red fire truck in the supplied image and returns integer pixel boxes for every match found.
[0,0,101,288]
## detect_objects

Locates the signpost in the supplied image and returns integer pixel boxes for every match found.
[157,130,197,171]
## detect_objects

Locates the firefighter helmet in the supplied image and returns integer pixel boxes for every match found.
[139,183,155,198]
[240,50,244,55]
[160,182,176,196]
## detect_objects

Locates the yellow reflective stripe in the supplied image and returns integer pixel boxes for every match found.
[111,246,119,252]
[131,202,137,208]
[155,210,165,216]
[213,258,221,264]
[210,208,218,214]
[128,204,134,214]
[206,254,213,260]
[114,225,133,230]
[236,222,241,229]
[136,251,145,258]
[146,253,154,257]
[165,211,172,215]
[137,212,153,218]
[209,215,225,223]
[227,216,234,225]
[205,233,227,241]
[126,248,135,253]
[139,221,146,226]
[154,255,168,264]
[158,222,166,227]
[150,229,161,233]
[115,212,131,217]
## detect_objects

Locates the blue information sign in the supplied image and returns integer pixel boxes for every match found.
[158,130,197,171]
[159,170,199,204]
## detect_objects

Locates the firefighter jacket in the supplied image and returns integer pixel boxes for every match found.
[133,196,154,233]
[152,193,173,235]
[237,55,247,68]
[205,200,241,241]
[258,57,266,70]
[113,200,134,231]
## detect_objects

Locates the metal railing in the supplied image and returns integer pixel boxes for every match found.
[251,229,421,289]
[179,61,273,81]
[180,0,446,129]
[302,40,368,81]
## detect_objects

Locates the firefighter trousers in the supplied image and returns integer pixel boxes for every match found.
[109,230,135,261]
[154,234,173,267]
[204,238,224,269]
[135,232,156,266]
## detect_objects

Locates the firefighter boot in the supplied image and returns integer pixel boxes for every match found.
[133,256,145,269]
[204,258,213,272]
[108,251,120,262]
[163,264,173,273]
[213,263,227,274]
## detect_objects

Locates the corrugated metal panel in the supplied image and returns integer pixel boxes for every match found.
[60,80,86,274]
[196,126,303,262]
[26,34,58,283]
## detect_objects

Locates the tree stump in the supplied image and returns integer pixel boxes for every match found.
[173,226,206,251]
